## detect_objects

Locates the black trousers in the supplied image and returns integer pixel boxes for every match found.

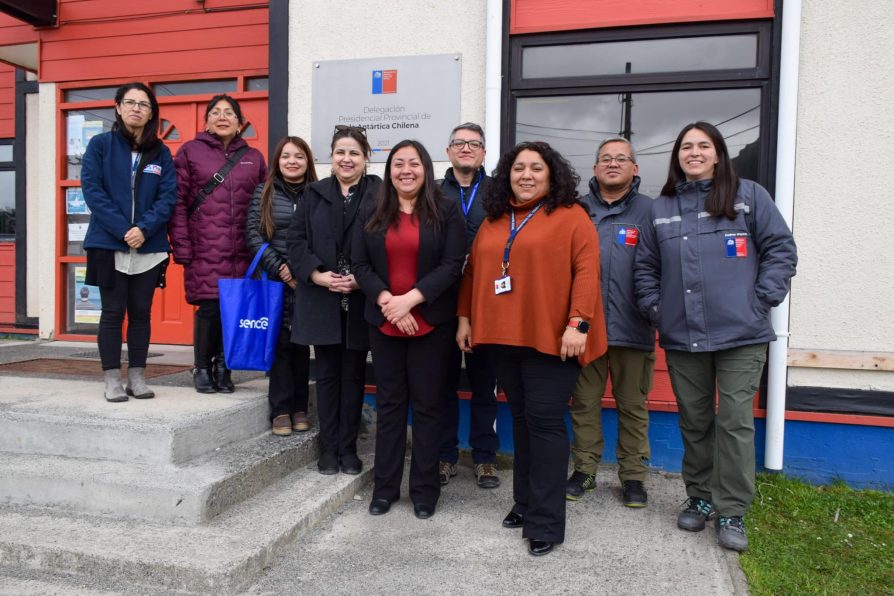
[313,331,367,457]
[268,327,310,418]
[489,345,581,544]
[194,299,223,368]
[369,323,453,506]
[439,338,499,464]
[97,264,162,371]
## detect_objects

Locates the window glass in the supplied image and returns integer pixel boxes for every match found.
[153,80,237,96]
[0,170,14,236]
[63,87,119,103]
[65,109,116,179]
[0,144,13,161]
[66,263,100,334]
[515,88,761,196]
[522,35,758,79]
[246,77,269,91]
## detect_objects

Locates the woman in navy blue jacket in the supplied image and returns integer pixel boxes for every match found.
[81,82,177,402]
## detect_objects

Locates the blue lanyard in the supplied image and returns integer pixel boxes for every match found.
[459,172,482,217]
[502,201,544,275]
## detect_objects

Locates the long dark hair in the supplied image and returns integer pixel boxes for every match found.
[259,136,318,240]
[484,141,581,220]
[112,82,160,152]
[366,140,444,233]
[661,121,739,220]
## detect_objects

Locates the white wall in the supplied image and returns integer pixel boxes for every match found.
[788,2,894,391]
[36,83,56,339]
[288,0,488,180]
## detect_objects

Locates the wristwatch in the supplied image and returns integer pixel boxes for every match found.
[568,319,590,334]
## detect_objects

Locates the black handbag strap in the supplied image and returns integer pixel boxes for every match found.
[188,145,250,217]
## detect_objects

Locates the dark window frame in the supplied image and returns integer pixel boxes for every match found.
[503,17,781,192]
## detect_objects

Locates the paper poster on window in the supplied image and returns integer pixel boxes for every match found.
[66,188,90,214]
[73,266,101,324]
[81,120,105,149]
[68,223,88,242]
[67,114,85,157]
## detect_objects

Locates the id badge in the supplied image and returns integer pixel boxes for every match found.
[494,276,512,295]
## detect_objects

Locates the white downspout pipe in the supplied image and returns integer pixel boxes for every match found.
[484,0,503,173]
[765,0,801,471]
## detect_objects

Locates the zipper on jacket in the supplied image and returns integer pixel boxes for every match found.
[130,152,141,225]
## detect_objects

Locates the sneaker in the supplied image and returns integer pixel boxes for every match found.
[475,463,500,489]
[271,414,292,436]
[716,516,749,552]
[622,480,648,508]
[291,411,310,432]
[565,471,597,501]
[677,497,715,532]
[438,461,457,486]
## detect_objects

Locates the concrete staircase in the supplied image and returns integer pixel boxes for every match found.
[0,375,374,593]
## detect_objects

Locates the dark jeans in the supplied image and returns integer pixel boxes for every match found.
[369,323,453,507]
[97,264,162,371]
[268,327,310,418]
[489,345,580,544]
[313,335,367,457]
[439,340,499,464]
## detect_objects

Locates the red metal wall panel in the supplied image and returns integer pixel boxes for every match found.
[0,13,39,45]
[0,243,14,325]
[0,63,14,137]
[510,0,774,34]
[38,0,269,82]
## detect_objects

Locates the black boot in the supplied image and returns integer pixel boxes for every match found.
[193,367,217,393]
[194,315,218,394]
[213,351,235,393]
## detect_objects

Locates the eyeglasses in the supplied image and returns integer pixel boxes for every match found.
[208,109,237,120]
[121,99,152,111]
[334,125,367,136]
[598,154,634,165]
[449,139,484,150]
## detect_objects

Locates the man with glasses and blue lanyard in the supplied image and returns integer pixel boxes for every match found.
[437,122,501,489]
[566,137,656,507]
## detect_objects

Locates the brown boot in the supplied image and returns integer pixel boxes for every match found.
[272,414,292,436]
[291,411,310,432]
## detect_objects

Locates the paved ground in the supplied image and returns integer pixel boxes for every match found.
[0,338,748,595]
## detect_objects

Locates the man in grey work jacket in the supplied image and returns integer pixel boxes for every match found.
[566,137,656,507]
[436,122,500,489]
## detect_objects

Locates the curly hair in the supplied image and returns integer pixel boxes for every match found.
[483,141,581,220]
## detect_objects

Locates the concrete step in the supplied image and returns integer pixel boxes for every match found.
[0,423,321,524]
[0,377,283,465]
[0,432,375,594]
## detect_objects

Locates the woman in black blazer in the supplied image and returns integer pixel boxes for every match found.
[287,126,381,475]
[353,140,466,519]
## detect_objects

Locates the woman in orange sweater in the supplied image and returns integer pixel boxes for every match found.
[457,141,607,556]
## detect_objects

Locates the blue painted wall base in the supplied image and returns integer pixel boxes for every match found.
[364,395,894,491]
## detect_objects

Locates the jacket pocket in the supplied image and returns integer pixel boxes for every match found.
[640,350,656,395]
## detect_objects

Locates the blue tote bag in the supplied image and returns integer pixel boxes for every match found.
[218,244,283,371]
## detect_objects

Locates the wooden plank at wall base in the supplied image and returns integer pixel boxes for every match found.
[510,0,775,34]
[787,348,894,372]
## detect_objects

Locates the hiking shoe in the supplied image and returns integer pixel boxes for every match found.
[475,463,500,489]
[716,516,748,552]
[439,461,457,485]
[622,480,648,508]
[271,414,292,436]
[565,471,597,501]
[677,497,715,532]
[291,411,310,432]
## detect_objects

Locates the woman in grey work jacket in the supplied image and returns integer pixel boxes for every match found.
[634,121,796,553]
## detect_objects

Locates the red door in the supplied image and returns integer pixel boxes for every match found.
[148,98,268,345]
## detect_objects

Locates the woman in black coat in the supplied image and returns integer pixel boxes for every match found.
[247,136,318,437]
[287,126,381,475]
[352,140,466,519]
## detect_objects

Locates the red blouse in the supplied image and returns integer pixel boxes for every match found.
[379,212,433,337]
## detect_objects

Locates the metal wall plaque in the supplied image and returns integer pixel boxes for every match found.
[311,54,461,163]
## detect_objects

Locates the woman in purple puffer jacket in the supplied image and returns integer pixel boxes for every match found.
[170,94,267,394]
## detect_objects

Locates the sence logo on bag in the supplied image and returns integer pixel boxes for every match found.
[372,69,397,94]
[239,317,269,330]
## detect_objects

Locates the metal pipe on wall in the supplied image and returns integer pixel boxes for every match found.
[765,0,802,470]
